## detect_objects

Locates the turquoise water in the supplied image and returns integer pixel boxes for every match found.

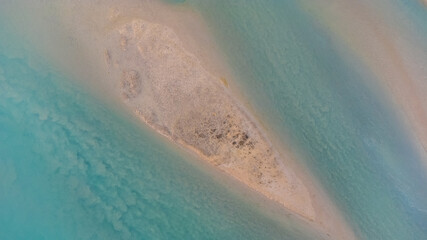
[0,19,325,240]
[1,1,427,240]
[167,0,427,239]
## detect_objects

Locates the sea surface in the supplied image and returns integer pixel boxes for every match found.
[1,1,427,240]
[171,0,427,239]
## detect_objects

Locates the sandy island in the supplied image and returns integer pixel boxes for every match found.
[107,12,316,223]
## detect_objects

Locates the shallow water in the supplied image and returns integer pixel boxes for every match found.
[168,0,427,239]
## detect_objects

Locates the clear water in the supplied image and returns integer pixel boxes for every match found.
[0,18,324,240]
[1,0,427,240]
[167,0,427,239]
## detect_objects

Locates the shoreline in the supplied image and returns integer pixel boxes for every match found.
[11,0,356,239]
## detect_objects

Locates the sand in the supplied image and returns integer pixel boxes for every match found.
[7,0,357,239]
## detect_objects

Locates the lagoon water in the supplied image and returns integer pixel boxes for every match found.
[1,0,427,240]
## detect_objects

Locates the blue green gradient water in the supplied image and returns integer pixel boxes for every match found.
[165,0,427,239]
[1,0,427,240]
